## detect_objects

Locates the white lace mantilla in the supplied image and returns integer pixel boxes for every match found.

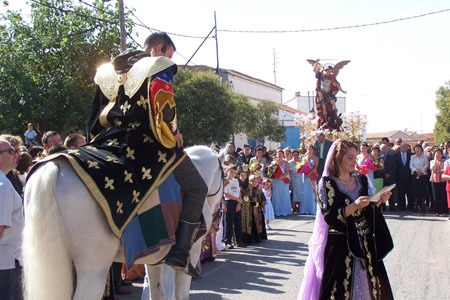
[94,56,176,102]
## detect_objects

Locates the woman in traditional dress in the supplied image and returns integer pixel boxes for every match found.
[270,148,292,216]
[371,145,385,196]
[430,148,448,216]
[300,145,319,215]
[289,149,303,213]
[298,139,394,300]
[357,142,376,195]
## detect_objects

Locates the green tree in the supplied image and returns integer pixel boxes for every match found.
[248,100,286,145]
[434,81,450,143]
[0,0,126,135]
[230,93,258,136]
[174,69,235,145]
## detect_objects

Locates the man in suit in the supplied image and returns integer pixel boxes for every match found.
[381,144,397,210]
[314,132,333,179]
[395,143,413,211]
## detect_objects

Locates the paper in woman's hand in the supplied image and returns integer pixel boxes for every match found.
[370,184,396,202]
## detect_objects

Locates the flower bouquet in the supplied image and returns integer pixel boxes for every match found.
[249,161,264,178]
[267,163,282,180]
[359,158,377,175]
[298,159,319,181]
[296,158,307,174]
[365,158,378,171]
[372,157,384,170]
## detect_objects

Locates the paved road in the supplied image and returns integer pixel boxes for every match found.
[120,211,450,300]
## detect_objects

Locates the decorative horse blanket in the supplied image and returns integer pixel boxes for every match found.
[28,53,199,265]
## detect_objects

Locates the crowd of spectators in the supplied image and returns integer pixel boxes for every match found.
[2,125,450,299]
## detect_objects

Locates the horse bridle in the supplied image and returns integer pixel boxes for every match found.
[206,158,224,198]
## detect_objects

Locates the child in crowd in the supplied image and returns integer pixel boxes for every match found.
[236,166,249,247]
[243,174,267,244]
[223,166,244,249]
[262,178,275,230]
[24,123,38,148]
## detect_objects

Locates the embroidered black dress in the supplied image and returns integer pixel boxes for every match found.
[318,174,394,300]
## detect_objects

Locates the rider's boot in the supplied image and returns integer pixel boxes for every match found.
[165,220,201,278]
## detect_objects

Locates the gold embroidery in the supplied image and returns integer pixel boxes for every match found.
[142,167,152,180]
[87,160,100,169]
[136,95,147,109]
[116,201,123,214]
[124,170,133,183]
[126,147,135,160]
[337,211,345,223]
[106,155,119,163]
[143,134,154,143]
[67,149,80,155]
[113,119,122,127]
[132,190,140,203]
[107,138,119,146]
[85,145,98,151]
[120,100,131,114]
[330,281,337,299]
[105,177,115,190]
[326,181,335,206]
[127,121,141,131]
[158,150,167,163]
[344,255,352,299]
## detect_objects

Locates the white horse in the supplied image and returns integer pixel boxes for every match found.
[22,145,223,300]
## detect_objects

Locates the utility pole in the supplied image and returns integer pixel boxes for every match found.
[118,0,127,51]
[273,48,277,84]
[214,11,220,75]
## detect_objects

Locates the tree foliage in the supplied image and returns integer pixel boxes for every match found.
[0,1,286,147]
[174,69,236,145]
[0,0,126,135]
[248,100,286,145]
[434,81,450,143]
[230,93,258,135]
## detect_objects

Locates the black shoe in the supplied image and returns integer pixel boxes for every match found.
[225,244,234,250]
[165,220,201,278]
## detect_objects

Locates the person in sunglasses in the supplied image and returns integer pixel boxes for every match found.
[0,139,24,300]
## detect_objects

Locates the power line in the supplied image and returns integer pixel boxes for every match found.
[218,8,450,33]
[77,0,117,18]
[30,0,116,25]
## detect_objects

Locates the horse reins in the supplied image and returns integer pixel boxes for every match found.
[206,157,224,198]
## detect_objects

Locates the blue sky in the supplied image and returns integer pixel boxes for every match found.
[4,1,450,134]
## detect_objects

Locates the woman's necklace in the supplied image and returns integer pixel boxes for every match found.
[338,176,353,187]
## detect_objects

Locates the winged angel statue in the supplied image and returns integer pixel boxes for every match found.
[307,59,350,130]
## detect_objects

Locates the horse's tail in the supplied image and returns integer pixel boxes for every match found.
[23,162,73,300]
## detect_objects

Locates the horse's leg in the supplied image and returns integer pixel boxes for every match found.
[71,232,119,300]
[144,264,165,300]
[54,161,121,300]
[174,271,192,300]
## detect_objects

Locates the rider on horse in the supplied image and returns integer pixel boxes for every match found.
[32,33,207,278]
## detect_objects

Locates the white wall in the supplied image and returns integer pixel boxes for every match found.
[228,73,282,104]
